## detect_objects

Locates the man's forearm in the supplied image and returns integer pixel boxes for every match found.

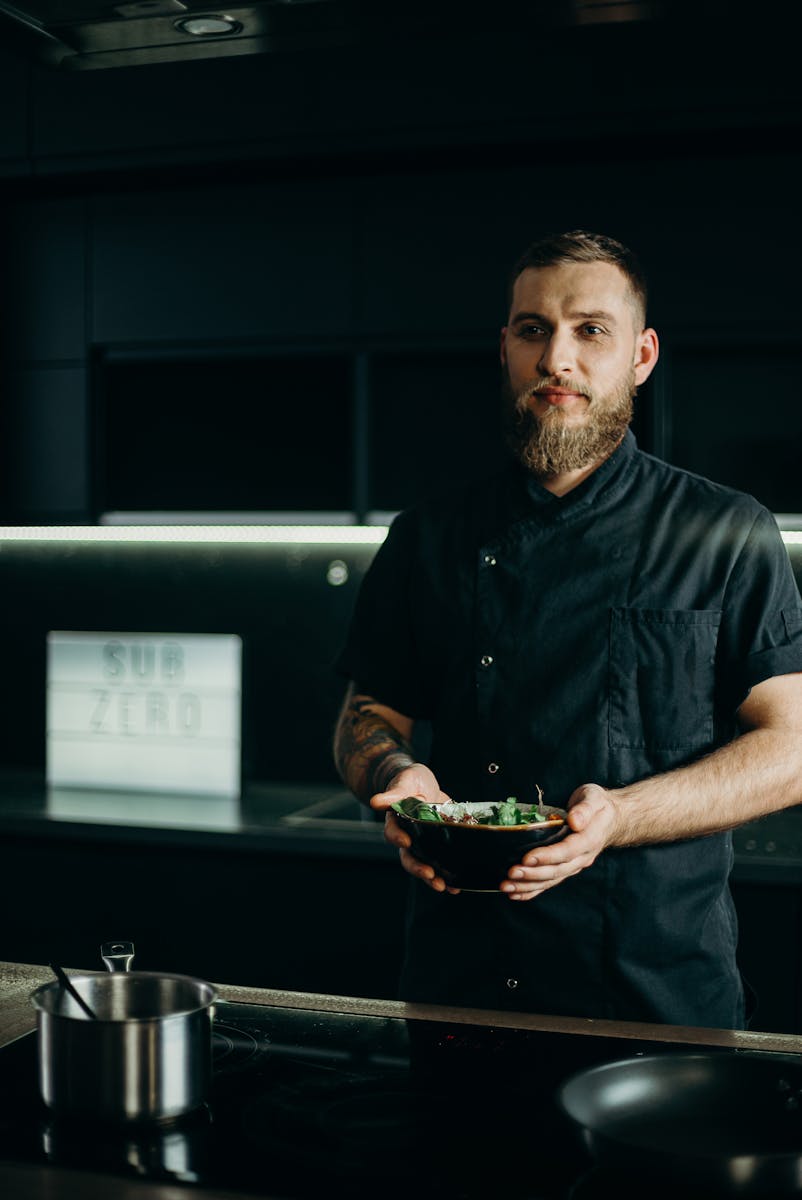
[610,727,802,847]
[334,693,415,805]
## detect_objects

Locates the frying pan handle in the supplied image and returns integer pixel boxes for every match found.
[100,940,135,973]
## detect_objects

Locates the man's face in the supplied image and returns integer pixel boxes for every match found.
[499,261,658,477]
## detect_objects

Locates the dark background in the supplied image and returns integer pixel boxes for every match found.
[1,5,802,1029]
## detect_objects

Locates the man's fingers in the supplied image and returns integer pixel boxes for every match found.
[370,791,404,810]
[497,785,617,902]
[383,812,410,848]
[567,805,588,831]
[521,829,590,868]
[399,847,447,892]
[370,784,453,811]
[382,800,454,894]
[501,837,598,898]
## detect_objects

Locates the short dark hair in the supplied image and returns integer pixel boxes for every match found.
[508,230,648,325]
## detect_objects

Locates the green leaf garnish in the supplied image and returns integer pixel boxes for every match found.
[495,798,523,826]
[391,797,444,822]
[391,792,553,827]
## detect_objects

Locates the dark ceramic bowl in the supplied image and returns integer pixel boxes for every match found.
[394,802,569,892]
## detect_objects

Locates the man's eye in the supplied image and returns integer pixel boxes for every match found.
[581,324,605,336]
[517,324,546,338]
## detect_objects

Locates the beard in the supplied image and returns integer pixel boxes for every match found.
[501,366,636,478]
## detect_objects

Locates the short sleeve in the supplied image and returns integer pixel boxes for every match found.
[334,510,431,718]
[718,508,802,711]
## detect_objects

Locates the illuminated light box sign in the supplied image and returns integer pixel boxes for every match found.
[46,632,242,797]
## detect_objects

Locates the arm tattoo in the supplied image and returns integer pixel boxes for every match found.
[334,694,415,804]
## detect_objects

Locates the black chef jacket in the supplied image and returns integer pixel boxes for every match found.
[336,431,802,1028]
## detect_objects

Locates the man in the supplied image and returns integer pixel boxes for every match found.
[333,230,802,1029]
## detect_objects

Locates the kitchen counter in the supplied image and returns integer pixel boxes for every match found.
[4,961,802,1199]
[7,962,802,1058]
[2,769,802,881]
[0,770,392,860]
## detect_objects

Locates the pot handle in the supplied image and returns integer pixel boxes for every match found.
[100,941,135,973]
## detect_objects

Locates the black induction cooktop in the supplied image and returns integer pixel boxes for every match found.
[0,1000,740,1199]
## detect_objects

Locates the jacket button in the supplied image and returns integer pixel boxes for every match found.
[506,978,519,990]
[483,554,497,566]
[480,654,494,668]
[487,762,500,774]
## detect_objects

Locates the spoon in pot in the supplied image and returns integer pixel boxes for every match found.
[49,962,97,1020]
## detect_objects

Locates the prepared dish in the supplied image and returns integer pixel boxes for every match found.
[391,792,565,829]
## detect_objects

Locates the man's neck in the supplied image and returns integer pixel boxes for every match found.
[538,458,604,497]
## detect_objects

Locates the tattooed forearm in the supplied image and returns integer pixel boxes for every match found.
[334,692,415,804]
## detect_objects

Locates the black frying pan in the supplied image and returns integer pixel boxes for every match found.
[558,1051,802,1196]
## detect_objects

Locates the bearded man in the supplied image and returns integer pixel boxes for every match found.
[333,230,802,1029]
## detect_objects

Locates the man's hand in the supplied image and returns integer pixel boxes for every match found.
[371,764,458,894]
[500,783,620,901]
[369,762,449,812]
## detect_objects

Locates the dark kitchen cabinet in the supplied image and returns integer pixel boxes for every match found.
[0,198,88,365]
[0,829,409,1001]
[2,366,90,519]
[91,183,355,345]
[354,171,512,338]
[1,143,802,520]
[667,342,802,515]
[97,353,355,515]
[732,879,802,1035]
[367,349,506,513]
[30,52,317,164]
[0,49,28,174]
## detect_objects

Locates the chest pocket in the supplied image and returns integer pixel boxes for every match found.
[608,608,721,751]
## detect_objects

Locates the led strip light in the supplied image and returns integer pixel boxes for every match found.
[1,526,800,546]
[0,525,390,545]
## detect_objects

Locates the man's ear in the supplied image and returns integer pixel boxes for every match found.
[634,328,659,387]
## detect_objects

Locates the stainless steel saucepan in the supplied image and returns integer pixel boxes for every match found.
[31,941,217,1123]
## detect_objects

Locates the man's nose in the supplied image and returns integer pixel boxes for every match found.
[538,330,574,377]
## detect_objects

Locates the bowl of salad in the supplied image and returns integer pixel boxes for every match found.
[390,794,568,892]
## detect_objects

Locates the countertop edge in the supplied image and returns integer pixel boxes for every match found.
[4,961,802,1055]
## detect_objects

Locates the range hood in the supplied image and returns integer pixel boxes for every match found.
[0,0,360,68]
[0,0,725,72]
[0,0,759,71]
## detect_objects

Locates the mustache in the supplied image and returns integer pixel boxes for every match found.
[512,376,593,413]
[527,377,588,398]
